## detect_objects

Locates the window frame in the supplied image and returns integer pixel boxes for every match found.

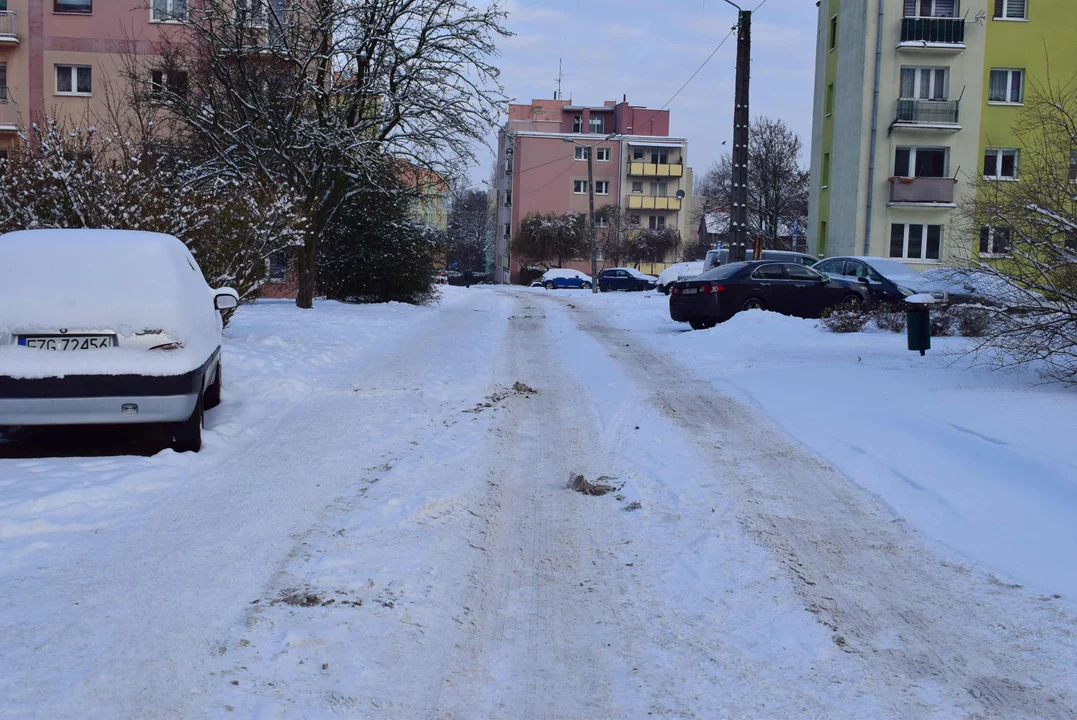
[151,0,188,23]
[899,66,948,100]
[828,14,837,52]
[55,64,92,96]
[784,263,825,281]
[983,148,1019,180]
[574,146,587,161]
[504,189,511,207]
[572,179,588,195]
[988,68,1024,105]
[825,83,835,117]
[889,222,943,261]
[648,215,666,230]
[149,68,189,102]
[595,147,611,162]
[979,226,1012,257]
[572,115,582,133]
[631,181,643,193]
[54,0,92,14]
[588,115,604,134]
[894,145,949,178]
[594,180,610,196]
[821,153,831,188]
[751,263,788,280]
[993,0,1028,20]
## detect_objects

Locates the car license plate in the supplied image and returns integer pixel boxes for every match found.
[681,288,699,295]
[17,335,115,351]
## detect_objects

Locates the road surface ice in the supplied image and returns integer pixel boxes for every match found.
[1,287,1075,719]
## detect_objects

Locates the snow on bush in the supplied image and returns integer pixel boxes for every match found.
[821,306,869,333]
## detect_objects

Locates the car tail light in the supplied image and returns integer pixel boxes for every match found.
[700,285,726,294]
[671,287,680,294]
[149,342,183,351]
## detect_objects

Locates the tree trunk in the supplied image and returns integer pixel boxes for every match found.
[295,235,317,309]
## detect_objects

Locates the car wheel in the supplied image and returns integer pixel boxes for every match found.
[203,361,222,410]
[168,392,204,453]
[689,319,716,330]
[544,281,555,290]
[742,298,767,311]
[636,282,646,291]
[581,281,592,290]
[658,285,670,295]
[599,284,610,293]
[841,294,864,310]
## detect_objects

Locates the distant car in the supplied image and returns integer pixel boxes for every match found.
[669,261,869,330]
[539,268,592,290]
[916,267,1034,307]
[813,256,945,305]
[656,261,705,294]
[598,267,658,292]
[703,248,818,273]
[0,229,239,453]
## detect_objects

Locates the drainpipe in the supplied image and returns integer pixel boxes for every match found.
[864,0,884,256]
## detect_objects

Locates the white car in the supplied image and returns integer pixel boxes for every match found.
[0,230,239,452]
[656,261,705,295]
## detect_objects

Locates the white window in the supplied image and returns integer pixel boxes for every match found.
[631,181,643,193]
[890,223,942,260]
[632,149,644,160]
[651,150,669,165]
[150,69,188,101]
[589,115,604,134]
[573,180,588,194]
[594,181,610,195]
[574,146,587,161]
[152,0,188,22]
[989,69,1023,103]
[894,146,948,177]
[54,0,92,13]
[594,216,607,228]
[649,216,666,230]
[904,0,957,17]
[979,226,1012,256]
[56,64,92,95]
[983,148,1018,180]
[649,181,668,197]
[900,67,947,100]
[504,190,512,207]
[993,0,1026,19]
[503,223,511,239]
[595,147,611,162]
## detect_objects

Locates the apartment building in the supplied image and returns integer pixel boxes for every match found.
[808,0,1077,264]
[493,98,693,284]
[0,1,190,148]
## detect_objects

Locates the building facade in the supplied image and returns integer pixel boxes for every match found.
[493,98,693,284]
[808,0,1076,264]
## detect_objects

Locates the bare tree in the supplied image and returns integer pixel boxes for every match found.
[958,74,1077,383]
[145,0,510,307]
[445,188,490,271]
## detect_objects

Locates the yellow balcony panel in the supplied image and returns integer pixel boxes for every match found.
[627,162,685,177]
[624,195,680,210]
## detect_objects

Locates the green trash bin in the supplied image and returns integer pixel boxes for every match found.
[906,295,934,356]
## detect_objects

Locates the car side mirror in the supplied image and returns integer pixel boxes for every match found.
[819,275,830,284]
[214,288,240,310]
[857,276,870,285]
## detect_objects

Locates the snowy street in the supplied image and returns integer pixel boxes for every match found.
[2,287,1076,719]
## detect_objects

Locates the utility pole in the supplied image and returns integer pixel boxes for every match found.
[586,146,598,293]
[725,2,751,262]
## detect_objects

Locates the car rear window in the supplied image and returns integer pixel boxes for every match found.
[695,264,743,281]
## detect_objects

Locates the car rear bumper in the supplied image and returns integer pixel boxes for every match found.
[669,295,725,323]
[0,393,199,425]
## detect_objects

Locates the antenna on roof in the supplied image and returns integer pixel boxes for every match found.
[555,53,563,100]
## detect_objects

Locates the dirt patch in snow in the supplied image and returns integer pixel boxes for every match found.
[567,472,622,496]
[275,588,363,609]
[463,382,539,414]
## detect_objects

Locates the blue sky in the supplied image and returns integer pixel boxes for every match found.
[471,0,819,187]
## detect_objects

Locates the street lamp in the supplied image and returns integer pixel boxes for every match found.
[563,132,618,294]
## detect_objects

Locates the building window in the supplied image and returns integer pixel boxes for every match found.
[890,223,942,260]
[894,146,947,177]
[629,214,641,226]
[829,15,837,51]
[594,216,607,229]
[825,83,835,116]
[1065,231,1077,251]
[993,0,1027,19]
[150,69,188,101]
[504,190,511,207]
[632,149,644,161]
[989,69,1023,104]
[1069,150,1076,182]
[266,251,287,282]
[649,181,668,197]
[649,216,666,230]
[900,67,947,99]
[594,181,610,195]
[983,148,1018,180]
[631,181,643,193]
[572,115,582,133]
[152,0,188,22]
[574,146,587,161]
[818,221,828,254]
[572,180,588,194]
[821,153,831,187]
[979,226,1012,256]
[504,157,513,173]
[0,65,7,99]
[589,116,604,134]
[650,150,668,165]
[503,222,511,239]
[905,0,957,17]
[595,147,611,162]
[54,0,92,13]
[56,65,92,95]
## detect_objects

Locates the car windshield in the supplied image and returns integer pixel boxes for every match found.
[862,258,919,280]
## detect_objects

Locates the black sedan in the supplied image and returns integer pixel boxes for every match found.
[669,261,870,330]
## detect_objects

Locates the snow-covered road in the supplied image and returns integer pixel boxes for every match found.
[1,288,1075,719]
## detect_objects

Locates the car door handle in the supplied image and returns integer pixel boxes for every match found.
[794,284,807,288]
[760,282,772,286]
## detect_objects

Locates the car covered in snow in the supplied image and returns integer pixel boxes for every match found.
[813,256,950,306]
[538,268,592,290]
[656,261,705,294]
[597,267,658,292]
[0,230,239,452]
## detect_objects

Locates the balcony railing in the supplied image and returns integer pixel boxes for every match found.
[627,161,683,178]
[626,195,681,211]
[0,89,15,129]
[895,98,960,126]
[0,11,17,42]
[889,176,957,205]
[900,17,965,46]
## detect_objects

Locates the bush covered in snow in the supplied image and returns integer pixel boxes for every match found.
[871,302,907,333]
[821,306,869,333]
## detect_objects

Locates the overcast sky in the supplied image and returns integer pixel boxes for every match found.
[469,0,819,189]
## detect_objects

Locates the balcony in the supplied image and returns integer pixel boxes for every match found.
[899,17,965,49]
[626,195,681,211]
[894,98,960,130]
[627,161,683,178]
[0,12,17,45]
[0,89,14,131]
[888,176,957,206]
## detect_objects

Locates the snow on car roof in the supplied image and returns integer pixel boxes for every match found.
[610,267,656,279]
[542,268,588,278]
[850,256,921,278]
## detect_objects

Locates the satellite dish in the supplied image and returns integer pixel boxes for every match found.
[675,189,686,200]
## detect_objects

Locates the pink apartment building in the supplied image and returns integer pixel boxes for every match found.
[493,98,693,284]
[0,0,186,150]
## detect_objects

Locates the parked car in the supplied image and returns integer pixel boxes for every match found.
[0,229,239,452]
[539,268,592,290]
[703,248,818,272]
[656,261,705,294]
[813,256,946,305]
[669,261,869,330]
[915,267,1034,307]
[598,267,658,292]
